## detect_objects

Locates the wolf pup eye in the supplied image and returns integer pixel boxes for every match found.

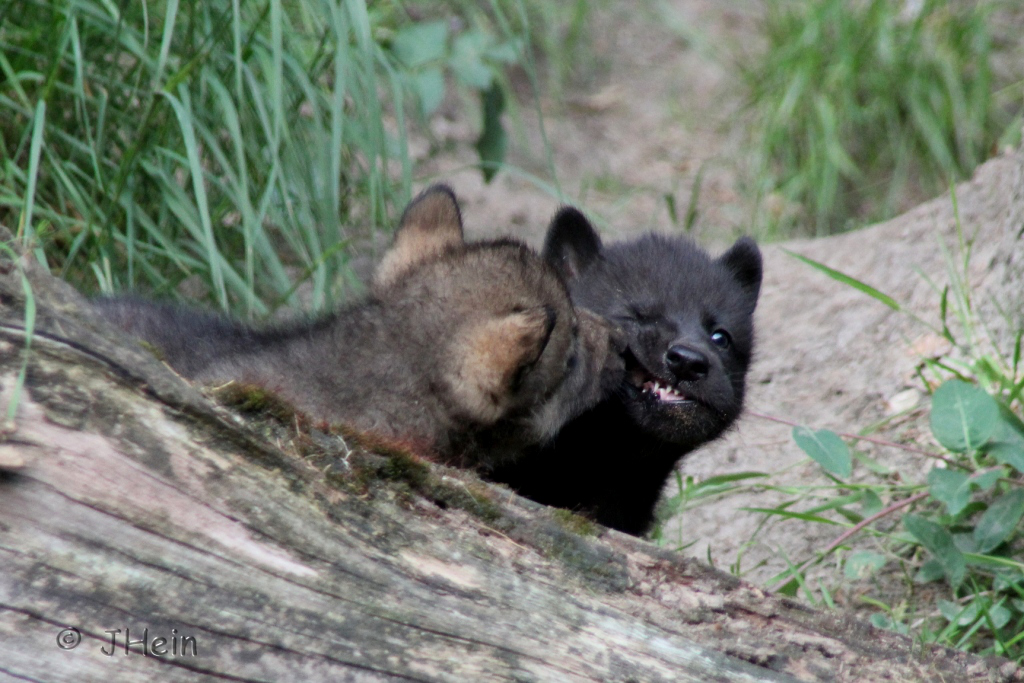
[710,329,731,349]
[625,304,660,325]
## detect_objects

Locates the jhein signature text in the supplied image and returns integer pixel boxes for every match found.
[101,628,198,657]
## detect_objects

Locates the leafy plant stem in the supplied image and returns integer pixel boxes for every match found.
[820,490,930,557]
[747,410,965,470]
[507,0,560,196]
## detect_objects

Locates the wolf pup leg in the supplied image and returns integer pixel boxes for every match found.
[489,207,762,535]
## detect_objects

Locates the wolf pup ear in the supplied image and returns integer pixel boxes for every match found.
[374,184,465,289]
[542,207,602,282]
[718,236,763,311]
[448,306,556,424]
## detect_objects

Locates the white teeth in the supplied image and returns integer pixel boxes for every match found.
[643,381,688,403]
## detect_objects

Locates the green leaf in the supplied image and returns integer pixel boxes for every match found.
[966,467,1001,493]
[853,450,891,475]
[475,82,506,183]
[845,551,887,579]
[939,599,978,626]
[953,530,979,554]
[915,559,946,583]
[869,613,910,635]
[391,21,448,68]
[927,467,970,516]
[989,441,1024,474]
[776,578,800,597]
[784,250,901,310]
[410,68,445,117]
[973,489,1024,554]
[485,39,521,64]
[993,405,1024,445]
[930,379,999,452]
[904,513,966,588]
[861,489,883,517]
[987,408,1024,473]
[792,426,852,478]
[450,30,493,89]
[988,602,1013,630]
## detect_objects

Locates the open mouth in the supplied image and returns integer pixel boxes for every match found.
[641,380,690,403]
[624,349,694,404]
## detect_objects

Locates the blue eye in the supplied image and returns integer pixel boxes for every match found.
[710,329,731,349]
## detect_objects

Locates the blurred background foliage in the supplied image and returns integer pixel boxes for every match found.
[744,0,1023,236]
[0,0,595,316]
[2,0,1019,311]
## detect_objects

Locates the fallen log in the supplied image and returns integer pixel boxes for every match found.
[0,227,1019,683]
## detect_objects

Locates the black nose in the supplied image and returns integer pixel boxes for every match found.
[665,344,709,381]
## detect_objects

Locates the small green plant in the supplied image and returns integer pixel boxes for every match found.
[385,15,522,181]
[743,0,1023,237]
[787,225,1022,660]
[513,0,602,95]
[768,376,1024,662]
[650,470,769,549]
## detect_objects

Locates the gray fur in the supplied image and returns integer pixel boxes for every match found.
[95,186,623,467]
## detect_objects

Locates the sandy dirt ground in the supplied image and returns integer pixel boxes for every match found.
[418,2,760,246]
[413,0,1024,605]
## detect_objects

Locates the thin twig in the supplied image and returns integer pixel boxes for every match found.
[749,410,1024,489]
[747,410,963,469]
[821,490,930,556]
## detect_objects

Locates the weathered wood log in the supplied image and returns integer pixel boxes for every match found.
[0,230,1019,683]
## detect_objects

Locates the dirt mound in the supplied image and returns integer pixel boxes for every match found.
[672,148,1024,583]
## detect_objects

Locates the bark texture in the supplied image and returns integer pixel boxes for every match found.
[0,201,1020,682]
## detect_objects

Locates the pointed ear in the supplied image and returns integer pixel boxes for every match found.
[542,207,602,282]
[718,236,763,311]
[448,306,556,424]
[374,184,465,289]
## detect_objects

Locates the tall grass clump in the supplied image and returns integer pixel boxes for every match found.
[0,0,407,313]
[744,0,1022,237]
[0,0,441,316]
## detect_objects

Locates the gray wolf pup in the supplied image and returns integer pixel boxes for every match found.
[489,208,762,534]
[96,186,624,467]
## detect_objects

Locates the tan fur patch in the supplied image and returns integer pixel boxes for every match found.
[449,308,554,423]
[374,188,464,289]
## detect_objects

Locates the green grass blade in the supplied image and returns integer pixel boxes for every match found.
[20,99,47,264]
[785,249,901,311]
[161,86,227,308]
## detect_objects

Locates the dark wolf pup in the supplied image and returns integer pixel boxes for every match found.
[489,208,762,534]
[96,186,624,467]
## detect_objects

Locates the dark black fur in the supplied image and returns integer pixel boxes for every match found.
[488,208,762,535]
